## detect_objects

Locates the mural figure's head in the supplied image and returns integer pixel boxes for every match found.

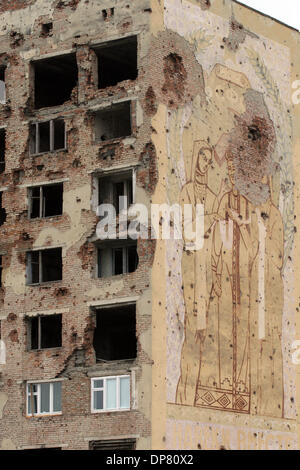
[225,151,236,188]
[196,147,213,176]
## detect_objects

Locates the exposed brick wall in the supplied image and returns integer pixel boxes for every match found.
[0,0,154,451]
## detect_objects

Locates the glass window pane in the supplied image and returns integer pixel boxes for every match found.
[120,377,130,409]
[93,379,103,389]
[40,383,50,413]
[93,390,103,410]
[106,378,117,410]
[27,392,32,415]
[33,395,38,414]
[53,382,62,412]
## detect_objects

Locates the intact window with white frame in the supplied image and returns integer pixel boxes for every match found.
[91,375,131,413]
[26,381,62,416]
[30,119,66,155]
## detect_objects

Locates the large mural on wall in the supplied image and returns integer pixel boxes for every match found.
[164,0,295,427]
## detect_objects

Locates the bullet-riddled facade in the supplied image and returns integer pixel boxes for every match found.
[0,0,300,451]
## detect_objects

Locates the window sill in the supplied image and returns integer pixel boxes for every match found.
[29,214,63,221]
[28,347,63,353]
[26,412,62,418]
[91,408,131,414]
[94,136,134,146]
[30,148,67,157]
[97,271,137,281]
[26,279,63,287]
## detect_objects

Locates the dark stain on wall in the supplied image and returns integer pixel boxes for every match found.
[227,89,277,205]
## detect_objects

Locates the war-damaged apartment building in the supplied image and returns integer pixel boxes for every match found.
[0,0,300,451]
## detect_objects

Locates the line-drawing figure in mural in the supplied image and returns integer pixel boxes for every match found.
[176,141,218,406]
[194,89,284,417]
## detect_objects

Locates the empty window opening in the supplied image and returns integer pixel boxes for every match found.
[98,242,138,278]
[0,128,5,173]
[91,375,131,412]
[90,439,136,450]
[0,192,6,226]
[0,66,5,104]
[27,248,62,285]
[98,170,134,214]
[102,8,114,20]
[30,119,66,155]
[93,304,137,362]
[94,36,137,89]
[95,101,131,142]
[27,381,62,416]
[29,314,62,350]
[41,23,53,37]
[33,53,78,109]
[29,183,63,219]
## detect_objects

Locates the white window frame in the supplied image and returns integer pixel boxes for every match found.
[26,380,62,417]
[91,375,131,413]
[30,119,67,156]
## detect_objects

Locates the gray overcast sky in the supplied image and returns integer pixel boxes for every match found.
[239,0,300,31]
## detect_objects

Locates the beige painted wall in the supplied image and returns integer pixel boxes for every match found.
[151,0,300,450]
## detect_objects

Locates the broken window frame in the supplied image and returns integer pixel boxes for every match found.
[97,241,138,278]
[26,380,62,417]
[26,248,63,285]
[94,101,132,143]
[28,314,62,351]
[30,119,67,156]
[91,375,131,413]
[97,168,136,214]
[28,183,64,219]
[0,66,6,105]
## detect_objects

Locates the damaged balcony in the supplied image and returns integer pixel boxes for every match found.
[32,53,78,109]
[93,36,138,90]
[93,303,137,363]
